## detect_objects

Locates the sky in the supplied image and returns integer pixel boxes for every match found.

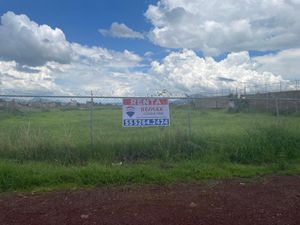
[0,0,300,96]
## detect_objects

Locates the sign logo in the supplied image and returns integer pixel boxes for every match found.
[126,106,135,117]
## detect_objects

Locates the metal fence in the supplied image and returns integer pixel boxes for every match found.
[0,92,300,163]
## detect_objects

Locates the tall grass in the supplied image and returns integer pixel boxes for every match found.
[227,122,300,164]
[1,108,300,192]
[0,108,300,164]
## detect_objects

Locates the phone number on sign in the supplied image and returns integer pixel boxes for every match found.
[123,119,169,127]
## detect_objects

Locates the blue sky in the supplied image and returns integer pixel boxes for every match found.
[0,0,167,59]
[0,0,299,96]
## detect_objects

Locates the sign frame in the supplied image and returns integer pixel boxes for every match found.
[122,97,170,127]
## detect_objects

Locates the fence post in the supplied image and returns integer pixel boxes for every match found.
[90,90,94,150]
[279,82,282,92]
[187,97,192,140]
[266,92,269,112]
[275,98,279,117]
[265,83,268,93]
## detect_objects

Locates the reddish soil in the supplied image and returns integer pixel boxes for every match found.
[0,176,300,225]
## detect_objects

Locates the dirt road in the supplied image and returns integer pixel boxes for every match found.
[1,176,300,225]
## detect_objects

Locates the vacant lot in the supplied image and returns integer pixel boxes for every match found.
[0,107,300,191]
[1,107,300,163]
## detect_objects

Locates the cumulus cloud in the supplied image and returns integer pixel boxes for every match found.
[1,48,288,96]
[0,56,149,97]
[0,11,292,97]
[0,44,145,96]
[0,11,72,66]
[99,22,144,39]
[150,49,284,94]
[0,12,145,96]
[0,61,67,95]
[254,48,300,80]
[71,43,142,68]
[47,53,152,96]
[145,0,300,56]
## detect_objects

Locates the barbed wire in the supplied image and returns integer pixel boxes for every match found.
[0,79,300,100]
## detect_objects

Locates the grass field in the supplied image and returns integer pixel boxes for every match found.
[1,106,300,192]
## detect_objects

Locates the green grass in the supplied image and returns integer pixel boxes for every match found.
[1,107,300,164]
[1,159,300,192]
[0,107,300,192]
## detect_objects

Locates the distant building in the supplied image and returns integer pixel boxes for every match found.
[67,99,79,108]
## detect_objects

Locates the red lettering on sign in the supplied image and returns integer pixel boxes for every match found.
[123,98,168,105]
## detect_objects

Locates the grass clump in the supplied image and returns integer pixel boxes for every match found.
[227,122,300,164]
[1,159,300,192]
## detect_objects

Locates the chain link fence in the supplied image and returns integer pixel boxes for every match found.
[1,91,300,164]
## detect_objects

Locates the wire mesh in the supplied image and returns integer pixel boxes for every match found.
[0,91,300,164]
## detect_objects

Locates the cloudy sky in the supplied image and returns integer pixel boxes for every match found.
[0,0,299,96]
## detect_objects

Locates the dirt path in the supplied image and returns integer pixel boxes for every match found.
[0,176,300,225]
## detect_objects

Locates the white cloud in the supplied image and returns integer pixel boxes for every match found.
[0,56,152,97]
[48,55,151,97]
[0,47,289,96]
[5,44,145,96]
[71,43,142,68]
[0,11,293,97]
[0,12,145,96]
[150,49,284,94]
[0,61,67,95]
[254,48,300,80]
[99,22,144,39]
[0,11,72,66]
[145,0,300,56]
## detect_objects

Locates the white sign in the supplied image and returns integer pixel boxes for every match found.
[122,98,170,127]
